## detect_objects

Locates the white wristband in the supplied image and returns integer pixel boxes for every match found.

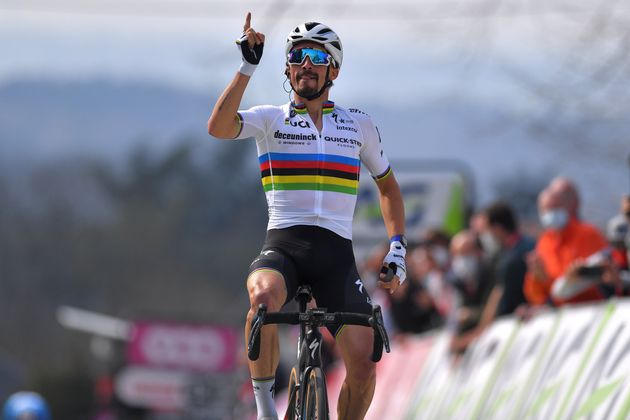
[238,61,257,77]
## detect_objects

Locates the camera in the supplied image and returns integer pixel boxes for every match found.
[576,265,605,277]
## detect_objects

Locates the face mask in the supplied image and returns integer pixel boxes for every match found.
[480,232,501,256]
[540,208,569,230]
[430,246,449,268]
[451,255,479,280]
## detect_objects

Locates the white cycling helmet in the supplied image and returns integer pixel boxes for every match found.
[285,22,343,68]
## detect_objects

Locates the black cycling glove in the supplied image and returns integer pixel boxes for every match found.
[236,33,264,76]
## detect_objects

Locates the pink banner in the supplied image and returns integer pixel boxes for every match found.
[127,322,238,373]
[275,335,433,419]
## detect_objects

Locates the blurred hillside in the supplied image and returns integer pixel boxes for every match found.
[0,138,267,416]
[1,78,627,227]
[0,80,213,166]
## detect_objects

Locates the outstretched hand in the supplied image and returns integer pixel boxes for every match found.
[236,12,265,76]
[242,12,265,50]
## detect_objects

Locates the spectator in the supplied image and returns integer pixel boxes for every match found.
[602,213,629,294]
[388,241,443,334]
[524,178,608,306]
[553,208,630,301]
[415,229,455,321]
[607,213,628,266]
[451,202,536,353]
[482,201,536,316]
[447,229,494,352]
[362,233,448,336]
[622,194,630,270]
[621,195,630,221]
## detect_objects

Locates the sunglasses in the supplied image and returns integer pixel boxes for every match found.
[287,48,332,66]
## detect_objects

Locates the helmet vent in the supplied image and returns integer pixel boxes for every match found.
[304,22,320,30]
[317,28,332,34]
[313,36,328,41]
[330,41,341,50]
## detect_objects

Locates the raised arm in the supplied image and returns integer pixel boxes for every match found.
[207,12,265,139]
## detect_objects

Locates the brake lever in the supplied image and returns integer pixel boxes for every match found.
[372,305,390,353]
[247,304,267,361]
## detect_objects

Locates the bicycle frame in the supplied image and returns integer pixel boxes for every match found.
[291,288,329,418]
[247,285,390,420]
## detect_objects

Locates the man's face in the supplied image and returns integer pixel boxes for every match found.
[538,189,565,214]
[538,189,570,230]
[287,41,339,98]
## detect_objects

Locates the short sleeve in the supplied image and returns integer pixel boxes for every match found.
[233,105,273,140]
[355,112,391,180]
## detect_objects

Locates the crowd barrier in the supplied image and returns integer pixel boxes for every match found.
[278,298,630,419]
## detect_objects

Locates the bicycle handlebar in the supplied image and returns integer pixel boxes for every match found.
[247,304,391,362]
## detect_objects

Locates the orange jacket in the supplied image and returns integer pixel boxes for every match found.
[524,218,608,306]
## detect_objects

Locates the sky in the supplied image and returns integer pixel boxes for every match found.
[0,0,580,101]
[1,0,629,225]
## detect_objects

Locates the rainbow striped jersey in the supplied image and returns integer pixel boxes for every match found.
[234,101,391,239]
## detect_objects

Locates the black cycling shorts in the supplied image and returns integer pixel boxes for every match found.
[248,225,372,337]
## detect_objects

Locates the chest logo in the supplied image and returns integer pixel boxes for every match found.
[284,118,310,128]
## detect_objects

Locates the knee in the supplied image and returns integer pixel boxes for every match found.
[346,356,376,385]
[249,287,282,312]
[247,274,285,314]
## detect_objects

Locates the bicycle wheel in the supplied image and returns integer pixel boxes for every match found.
[285,365,299,420]
[302,367,329,420]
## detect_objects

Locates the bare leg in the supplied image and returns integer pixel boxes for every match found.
[335,325,376,420]
[245,270,287,378]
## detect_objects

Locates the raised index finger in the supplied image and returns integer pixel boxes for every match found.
[243,12,251,32]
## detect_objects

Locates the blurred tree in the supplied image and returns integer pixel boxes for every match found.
[491,168,552,222]
[0,138,267,413]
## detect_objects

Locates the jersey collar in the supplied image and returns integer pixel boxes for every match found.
[291,101,335,115]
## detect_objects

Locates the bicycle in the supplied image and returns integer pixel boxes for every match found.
[247,285,390,420]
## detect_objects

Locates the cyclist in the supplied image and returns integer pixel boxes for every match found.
[2,391,51,420]
[208,13,406,420]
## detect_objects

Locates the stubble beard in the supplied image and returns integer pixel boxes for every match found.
[296,71,320,98]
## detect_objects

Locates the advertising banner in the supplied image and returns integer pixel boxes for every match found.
[404,332,455,420]
[438,318,518,420]
[555,301,629,420]
[478,310,560,419]
[353,164,470,259]
[115,366,188,410]
[509,304,603,420]
[272,299,630,419]
[127,322,238,373]
[366,337,434,420]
